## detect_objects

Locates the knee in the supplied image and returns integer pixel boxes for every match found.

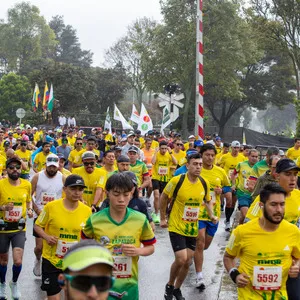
[13,260,22,267]
[196,238,205,250]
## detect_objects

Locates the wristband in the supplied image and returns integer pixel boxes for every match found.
[229,268,240,283]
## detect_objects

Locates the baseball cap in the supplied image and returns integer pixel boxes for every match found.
[62,240,114,271]
[8,132,13,136]
[57,153,66,161]
[231,141,240,147]
[4,141,10,147]
[82,151,96,160]
[186,149,198,157]
[215,136,221,141]
[64,174,86,188]
[114,146,122,151]
[194,140,204,147]
[121,137,127,142]
[188,135,195,139]
[127,132,135,138]
[127,146,138,153]
[276,159,300,173]
[6,157,21,168]
[46,154,59,167]
[135,130,141,135]
[117,155,130,163]
[123,171,138,186]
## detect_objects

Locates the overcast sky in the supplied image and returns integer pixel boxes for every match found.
[0,0,162,66]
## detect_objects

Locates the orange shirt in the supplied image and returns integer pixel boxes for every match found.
[142,148,155,176]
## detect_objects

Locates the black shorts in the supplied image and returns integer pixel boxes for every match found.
[0,231,26,253]
[169,231,196,252]
[152,179,168,194]
[41,258,62,296]
[33,218,40,238]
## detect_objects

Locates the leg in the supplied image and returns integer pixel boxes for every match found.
[224,191,233,223]
[239,206,248,224]
[153,189,160,214]
[194,227,206,273]
[12,248,23,282]
[34,237,43,260]
[174,248,194,288]
[168,249,188,286]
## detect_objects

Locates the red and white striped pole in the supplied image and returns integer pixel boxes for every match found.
[195,0,204,139]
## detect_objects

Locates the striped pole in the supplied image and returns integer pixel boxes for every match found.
[195,0,204,139]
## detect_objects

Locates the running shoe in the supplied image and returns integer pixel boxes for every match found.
[196,277,206,290]
[173,288,185,300]
[164,284,174,300]
[152,213,160,224]
[0,283,7,299]
[224,220,231,232]
[9,281,21,299]
[33,259,41,277]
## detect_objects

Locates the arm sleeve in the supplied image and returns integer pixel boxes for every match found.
[141,218,156,246]
[81,216,94,239]
[35,204,50,228]
[226,226,242,257]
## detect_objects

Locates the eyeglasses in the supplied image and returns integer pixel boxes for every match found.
[83,161,95,166]
[7,165,21,170]
[176,143,183,146]
[64,274,113,293]
[77,143,83,145]
[20,143,27,146]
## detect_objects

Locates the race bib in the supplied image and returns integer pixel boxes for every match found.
[244,178,249,189]
[158,166,168,175]
[56,240,78,258]
[182,206,199,222]
[41,192,56,206]
[253,266,282,291]
[5,206,22,222]
[113,256,132,278]
[210,191,216,204]
[228,169,234,178]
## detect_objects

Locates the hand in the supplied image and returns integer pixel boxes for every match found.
[167,147,172,153]
[160,219,168,228]
[231,185,236,192]
[210,216,219,224]
[289,260,300,278]
[121,244,139,257]
[45,235,58,246]
[235,273,250,288]
[214,187,222,195]
[27,209,33,219]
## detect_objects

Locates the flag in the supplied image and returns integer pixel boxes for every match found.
[42,82,50,111]
[243,130,247,145]
[130,104,140,124]
[32,83,41,112]
[47,84,54,112]
[138,103,153,135]
[113,104,133,130]
[161,106,171,133]
[104,107,112,133]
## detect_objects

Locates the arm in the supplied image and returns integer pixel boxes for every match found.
[93,187,103,206]
[205,200,218,223]
[121,244,154,257]
[34,224,58,246]
[140,174,150,190]
[151,149,159,165]
[33,160,39,173]
[159,192,170,228]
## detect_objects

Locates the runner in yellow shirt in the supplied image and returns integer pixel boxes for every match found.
[68,138,85,171]
[33,142,51,173]
[15,140,31,180]
[286,138,300,161]
[34,175,91,300]
[224,183,300,300]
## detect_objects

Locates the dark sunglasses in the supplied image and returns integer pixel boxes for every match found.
[64,274,114,292]
[7,165,21,170]
[76,143,83,145]
[176,143,183,146]
[83,161,95,166]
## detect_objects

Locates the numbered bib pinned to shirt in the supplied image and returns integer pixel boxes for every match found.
[56,240,78,258]
[253,266,282,291]
[41,192,56,206]
[182,206,199,222]
[113,256,132,278]
[158,166,168,175]
[5,206,22,222]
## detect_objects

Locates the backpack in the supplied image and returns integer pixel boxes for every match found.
[166,174,208,218]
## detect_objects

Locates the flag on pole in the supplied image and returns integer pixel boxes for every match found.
[104,107,112,133]
[161,106,171,133]
[130,104,140,124]
[138,103,153,135]
[32,83,41,112]
[42,82,49,111]
[113,104,133,130]
[47,84,54,112]
[242,130,247,145]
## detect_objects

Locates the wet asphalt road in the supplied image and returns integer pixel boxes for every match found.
[3,215,230,300]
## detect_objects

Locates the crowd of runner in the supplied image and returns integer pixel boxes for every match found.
[0,124,299,299]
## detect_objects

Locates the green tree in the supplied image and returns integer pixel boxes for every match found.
[49,15,93,68]
[0,2,57,75]
[0,73,32,122]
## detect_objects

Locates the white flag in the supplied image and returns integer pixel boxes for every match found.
[104,107,112,133]
[138,103,153,135]
[113,104,133,130]
[130,104,140,124]
[161,106,171,133]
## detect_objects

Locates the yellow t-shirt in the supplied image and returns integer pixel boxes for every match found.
[172,150,186,167]
[0,154,6,175]
[215,146,222,154]
[151,140,159,150]
[201,165,230,218]
[246,189,300,225]
[235,161,254,194]
[61,168,71,177]
[0,178,31,233]
[164,175,210,236]
[219,153,245,180]
[35,199,91,269]
[15,149,31,174]
[67,136,77,149]
[286,146,300,162]
[68,149,85,167]
[72,167,105,206]
[152,152,173,182]
[226,218,300,300]
[34,152,49,172]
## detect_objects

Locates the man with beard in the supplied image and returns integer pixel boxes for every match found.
[0,157,33,299]
[31,154,66,278]
[33,142,51,173]
[223,183,300,300]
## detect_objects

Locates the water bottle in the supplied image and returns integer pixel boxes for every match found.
[18,218,26,230]
[0,219,6,231]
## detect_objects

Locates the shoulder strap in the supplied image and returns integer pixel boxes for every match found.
[172,174,186,201]
[198,176,208,203]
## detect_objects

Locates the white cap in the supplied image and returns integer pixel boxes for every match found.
[231,141,240,147]
[188,135,195,139]
[46,154,59,167]
[25,124,31,129]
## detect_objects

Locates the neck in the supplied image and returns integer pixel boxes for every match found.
[105,164,114,172]
[259,217,280,232]
[174,149,180,153]
[109,207,127,223]
[187,172,198,183]
[231,152,238,157]
[203,163,213,170]
[8,178,20,186]
[63,198,79,210]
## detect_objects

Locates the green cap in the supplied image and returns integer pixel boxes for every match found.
[62,245,114,271]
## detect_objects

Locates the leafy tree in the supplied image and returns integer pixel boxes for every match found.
[0,73,32,122]
[49,15,93,68]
